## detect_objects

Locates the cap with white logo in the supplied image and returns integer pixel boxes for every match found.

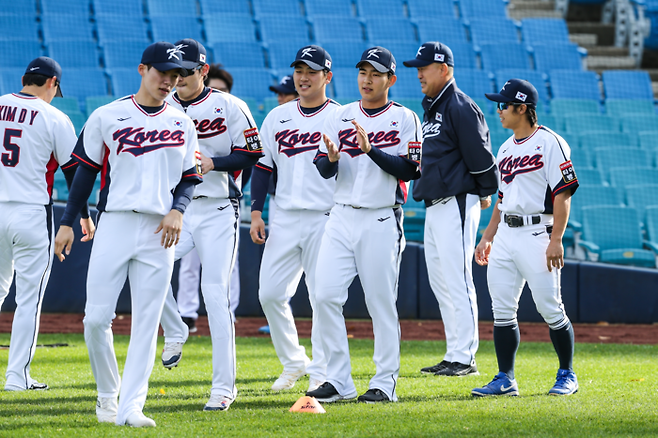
[356,46,396,74]
[174,38,207,69]
[403,41,454,68]
[485,78,538,107]
[290,45,332,71]
[141,41,188,76]
[269,75,297,94]
[25,56,64,97]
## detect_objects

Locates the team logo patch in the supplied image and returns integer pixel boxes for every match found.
[199,53,206,63]
[244,127,262,152]
[325,59,332,69]
[560,160,576,183]
[434,53,444,62]
[174,120,182,127]
[390,121,399,127]
[515,91,527,102]
[214,107,223,114]
[390,62,396,73]
[435,113,443,122]
[407,141,421,163]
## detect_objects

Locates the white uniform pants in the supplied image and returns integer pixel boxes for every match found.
[0,202,53,390]
[83,211,174,424]
[487,222,569,329]
[258,208,329,382]
[315,205,404,401]
[159,197,239,398]
[423,194,480,366]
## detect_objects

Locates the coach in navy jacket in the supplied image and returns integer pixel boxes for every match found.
[404,42,498,378]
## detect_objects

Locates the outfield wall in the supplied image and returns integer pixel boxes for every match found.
[2,205,657,324]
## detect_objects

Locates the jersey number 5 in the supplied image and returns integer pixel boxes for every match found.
[1,128,21,167]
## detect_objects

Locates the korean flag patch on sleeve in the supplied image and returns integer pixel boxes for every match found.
[243,127,262,152]
[407,141,421,164]
[560,160,576,183]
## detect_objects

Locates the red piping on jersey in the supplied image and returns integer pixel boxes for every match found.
[131,96,168,116]
[172,90,213,107]
[60,161,76,171]
[359,101,394,118]
[552,178,578,195]
[11,93,37,100]
[512,126,540,145]
[255,163,273,173]
[296,99,331,118]
[72,152,101,170]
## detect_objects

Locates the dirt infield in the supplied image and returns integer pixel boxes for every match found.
[1,313,657,344]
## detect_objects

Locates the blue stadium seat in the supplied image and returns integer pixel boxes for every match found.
[579,205,655,268]
[146,0,197,16]
[253,0,302,16]
[620,114,658,134]
[414,18,469,44]
[459,0,508,18]
[569,185,622,230]
[108,68,141,98]
[102,41,147,69]
[66,111,87,136]
[6,40,44,68]
[454,68,494,99]
[602,70,654,101]
[266,41,305,71]
[41,0,90,15]
[390,67,423,99]
[468,17,519,45]
[625,184,658,222]
[549,70,601,101]
[438,41,478,69]
[331,67,361,99]
[51,97,81,114]
[64,68,110,112]
[580,132,636,150]
[377,41,419,65]
[316,42,369,68]
[395,98,424,119]
[93,0,144,16]
[521,18,571,44]
[259,15,311,43]
[86,95,117,117]
[312,16,364,42]
[204,14,258,43]
[0,16,39,41]
[365,18,418,44]
[214,42,266,69]
[407,0,457,19]
[1,1,37,15]
[42,14,95,42]
[564,114,619,134]
[549,98,600,115]
[263,96,279,114]
[532,43,583,72]
[47,40,100,69]
[490,131,511,153]
[605,99,656,116]
[537,114,559,130]
[305,0,354,16]
[575,168,604,186]
[229,68,275,102]
[355,0,406,17]
[0,69,24,94]
[646,207,658,250]
[96,14,150,43]
[151,16,203,43]
[199,0,251,15]
[609,167,658,188]
[479,43,531,73]
[494,70,549,104]
[600,152,652,184]
[570,148,593,168]
[638,131,658,151]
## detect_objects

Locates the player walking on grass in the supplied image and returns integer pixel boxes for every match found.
[306,46,422,404]
[472,79,579,397]
[158,39,263,412]
[54,42,202,427]
[0,56,94,391]
[250,45,337,393]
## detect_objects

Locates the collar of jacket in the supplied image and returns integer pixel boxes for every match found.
[422,78,455,113]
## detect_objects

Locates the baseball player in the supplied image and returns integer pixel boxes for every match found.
[403,42,498,377]
[250,45,337,392]
[158,39,263,411]
[0,56,94,391]
[54,42,201,427]
[306,46,422,403]
[472,79,579,397]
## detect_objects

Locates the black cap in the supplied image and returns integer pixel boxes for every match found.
[290,45,332,71]
[485,78,538,107]
[141,42,188,76]
[403,42,454,68]
[269,75,297,94]
[356,46,396,74]
[174,38,207,69]
[25,56,63,97]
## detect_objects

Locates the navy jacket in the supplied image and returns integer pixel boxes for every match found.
[413,79,498,202]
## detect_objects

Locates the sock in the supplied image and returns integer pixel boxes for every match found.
[493,324,520,380]
[549,321,574,371]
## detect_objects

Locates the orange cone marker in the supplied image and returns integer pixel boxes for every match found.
[289,396,326,414]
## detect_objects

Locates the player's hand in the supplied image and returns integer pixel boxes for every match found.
[546,239,564,272]
[323,134,341,162]
[351,120,371,153]
[199,152,214,174]
[474,238,492,266]
[54,225,75,262]
[156,209,183,248]
[250,211,267,244]
[80,217,95,242]
[480,196,492,210]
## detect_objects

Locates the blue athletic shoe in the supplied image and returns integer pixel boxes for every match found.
[258,325,270,335]
[549,369,578,396]
[471,372,519,397]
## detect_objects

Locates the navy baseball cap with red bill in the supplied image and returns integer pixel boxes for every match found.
[269,75,297,94]
[141,42,189,76]
[290,45,332,71]
[356,46,396,74]
[403,42,454,68]
[174,38,207,71]
[25,56,63,97]
[485,78,539,108]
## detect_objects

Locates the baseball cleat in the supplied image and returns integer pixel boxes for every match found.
[258,325,270,334]
[472,372,519,397]
[96,397,118,423]
[421,360,451,375]
[308,377,324,392]
[549,369,579,396]
[125,411,156,427]
[4,381,49,391]
[271,369,307,391]
[204,394,233,411]
[161,342,184,369]
[182,317,197,334]
[435,362,479,377]
[357,388,390,404]
[305,382,357,403]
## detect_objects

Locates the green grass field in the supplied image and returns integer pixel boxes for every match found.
[0,333,656,437]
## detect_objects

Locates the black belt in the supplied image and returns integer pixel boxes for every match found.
[504,214,541,228]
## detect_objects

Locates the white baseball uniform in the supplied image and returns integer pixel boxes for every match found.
[72,95,201,424]
[314,101,422,401]
[488,126,578,328]
[159,88,262,399]
[255,99,338,383]
[0,92,78,390]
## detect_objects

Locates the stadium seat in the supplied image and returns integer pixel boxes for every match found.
[625,184,658,222]
[66,111,87,136]
[390,68,423,99]
[331,67,361,99]
[204,14,258,43]
[252,0,302,16]
[454,69,495,99]
[0,69,25,94]
[108,68,142,98]
[414,18,469,45]
[259,15,312,43]
[266,41,305,71]
[638,131,658,151]
[468,18,520,45]
[86,96,117,117]
[537,114,559,130]
[377,41,419,66]
[263,97,279,115]
[50,97,81,114]
[575,168,604,186]
[47,40,100,69]
[579,131,636,150]
[569,185,622,229]
[620,114,658,134]
[579,205,656,268]
[305,0,354,16]
[96,14,150,44]
[494,70,549,105]
[316,42,369,68]
[459,0,508,18]
[41,14,95,42]
[599,150,651,181]
[532,44,584,73]
[0,16,39,41]
[609,167,658,188]
[214,42,266,69]
[355,0,406,17]
[521,18,571,45]
[602,70,654,101]
[570,148,593,168]
[151,16,203,43]
[549,70,601,101]
[550,98,600,116]
[1,1,37,15]
[102,41,147,69]
[93,0,145,16]
[407,0,458,19]
[605,99,656,116]
[146,0,197,16]
[312,16,364,42]
[395,98,424,119]
[64,68,110,112]
[564,114,619,134]
[6,40,44,68]
[479,43,532,73]
[41,0,90,15]
[229,68,276,102]
[490,130,511,153]
[198,0,251,15]
[365,18,418,44]
[645,207,658,251]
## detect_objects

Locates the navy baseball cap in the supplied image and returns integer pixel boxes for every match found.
[485,78,538,107]
[269,75,297,94]
[174,38,207,69]
[25,56,63,97]
[290,45,332,71]
[141,42,188,76]
[356,46,396,74]
[403,42,454,68]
